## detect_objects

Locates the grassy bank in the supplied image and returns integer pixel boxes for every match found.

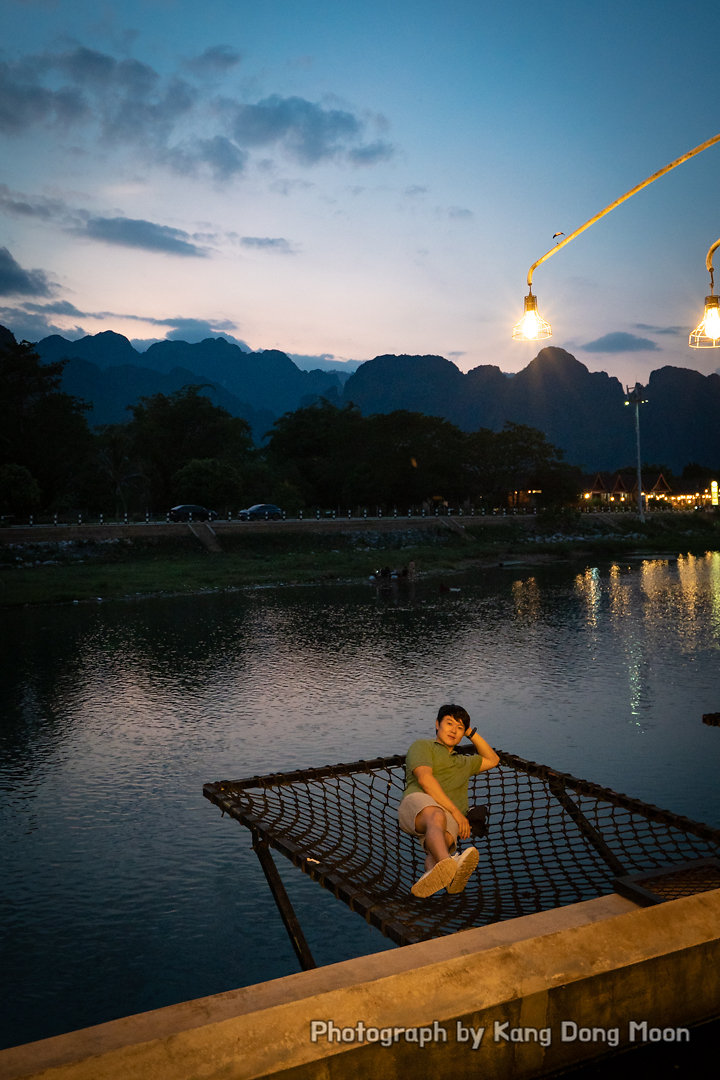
[1,513,719,606]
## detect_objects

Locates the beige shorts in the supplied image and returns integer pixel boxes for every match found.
[398,793,459,854]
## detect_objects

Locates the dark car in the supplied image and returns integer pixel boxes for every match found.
[169,504,218,522]
[238,503,282,521]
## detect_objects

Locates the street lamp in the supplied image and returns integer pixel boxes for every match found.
[511,291,551,340]
[689,237,720,348]
[513,131,720,341]
[624,385,648,523]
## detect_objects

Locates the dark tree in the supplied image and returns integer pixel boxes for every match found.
[345,411,469,506]
[0,337,93,509]
[264,400,363,507]
[126,385,254,508]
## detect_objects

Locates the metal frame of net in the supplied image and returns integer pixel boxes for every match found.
[203,749,720,950]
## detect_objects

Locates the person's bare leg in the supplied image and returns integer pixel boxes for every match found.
[414,806,454,871]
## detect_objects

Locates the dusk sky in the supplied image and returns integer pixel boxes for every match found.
[1,0,719,385]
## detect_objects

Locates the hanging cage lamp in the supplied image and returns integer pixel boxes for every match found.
[512,291,552,341]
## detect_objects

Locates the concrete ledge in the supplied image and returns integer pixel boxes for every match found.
[3,890,720,1080]
[0,517,483,545]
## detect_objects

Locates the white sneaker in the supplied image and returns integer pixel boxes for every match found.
[446,846,479,894]
[411,857,457,898]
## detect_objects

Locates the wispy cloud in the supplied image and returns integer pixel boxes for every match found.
[240,236,294,253]
[347,140,394,165]
[434,205,474,220]
[0,184,210,257]
[582,331,660,353]
[183,46,241,79]
[74,216,208,256]
[0,45,394,179]
[268,178,314,196]
[634,323,684,336]
[0,247,54,297]
[0,298,249,346]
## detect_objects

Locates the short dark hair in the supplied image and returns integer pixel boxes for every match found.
[436,704,471,730]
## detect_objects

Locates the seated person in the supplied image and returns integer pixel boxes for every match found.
[398,704,499,897]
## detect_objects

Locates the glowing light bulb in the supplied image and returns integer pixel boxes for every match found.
[520,310,540,339]
[512,292,551,341]
[704,304,720,339]
[689,294,720,348]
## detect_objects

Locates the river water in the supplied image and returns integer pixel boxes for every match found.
[2,552,719,1049]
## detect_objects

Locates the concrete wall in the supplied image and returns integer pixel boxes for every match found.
[0,515,525,546]
[2,889,719,1080]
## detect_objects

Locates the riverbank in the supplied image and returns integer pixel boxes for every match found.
[1,512,718,606]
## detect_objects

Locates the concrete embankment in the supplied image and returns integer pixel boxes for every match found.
[2,888,719,1080]
[0,514,539,548]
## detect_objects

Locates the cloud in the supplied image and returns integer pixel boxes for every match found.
[404,185,428,197]
[1,46,394,179]
[434,205,474,220]
[269,178,313,195]
[582,331,661,353]
[164,135,248,179]
[347,140,394,166]
[0,304,86,340]
[158,317,237,341]
[193,135,248,179]
[184,46,241,79]
[226,94,393,166]
[0,183,213,257]
[0,299,250,347]
[20,299,86,316]
[73,216,208,256]
[0,61,87,134]
[240,236,293,253]
[0,247,54,296]
[0,184,67,220]
[634,323,684,336]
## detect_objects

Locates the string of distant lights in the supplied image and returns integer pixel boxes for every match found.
[512,132,720,349]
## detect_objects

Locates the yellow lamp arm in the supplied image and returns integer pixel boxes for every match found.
[526,131,720,289]
[706,238,720,291]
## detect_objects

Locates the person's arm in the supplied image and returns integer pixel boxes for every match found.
[466,729,499,772]
[412,765,471,838]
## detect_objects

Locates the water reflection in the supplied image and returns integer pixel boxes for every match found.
[1,557,719,1049]
[575,566,601,628]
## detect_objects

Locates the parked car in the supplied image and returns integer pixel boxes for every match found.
[238,503,282,521]
[169,504,218,522]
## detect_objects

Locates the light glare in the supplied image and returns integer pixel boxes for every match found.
[704,305,720,339]
[521,310,540,339]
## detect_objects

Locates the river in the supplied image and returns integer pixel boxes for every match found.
[1,552,719,1049]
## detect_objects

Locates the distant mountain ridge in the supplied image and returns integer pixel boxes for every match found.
[20,329,720,469]
[57,356,276,437]
[341,348,720,472]
[34,331,345,420]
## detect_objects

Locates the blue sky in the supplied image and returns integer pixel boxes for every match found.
[1,0,719,384]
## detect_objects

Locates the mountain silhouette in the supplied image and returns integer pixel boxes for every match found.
[57,356,275,440]
[342,347,720,471]
[17,329,720,469]
[33,331,345,433]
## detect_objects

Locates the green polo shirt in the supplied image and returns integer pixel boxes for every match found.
[403,739,484,814]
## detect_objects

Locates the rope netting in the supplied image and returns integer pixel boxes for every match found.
[203,750,720,947]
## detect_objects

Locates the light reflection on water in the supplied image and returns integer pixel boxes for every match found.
[1,553,719,1048]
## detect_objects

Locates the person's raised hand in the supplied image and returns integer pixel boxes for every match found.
[453,811,471,839]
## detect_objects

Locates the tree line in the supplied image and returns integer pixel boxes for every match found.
[0,339,582,518]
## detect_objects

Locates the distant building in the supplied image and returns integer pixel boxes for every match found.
[580,472,717,508]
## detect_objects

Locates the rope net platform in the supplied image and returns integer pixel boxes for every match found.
[203,750,720,952]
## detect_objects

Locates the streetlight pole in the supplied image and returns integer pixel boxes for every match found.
[625,385,647,522]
